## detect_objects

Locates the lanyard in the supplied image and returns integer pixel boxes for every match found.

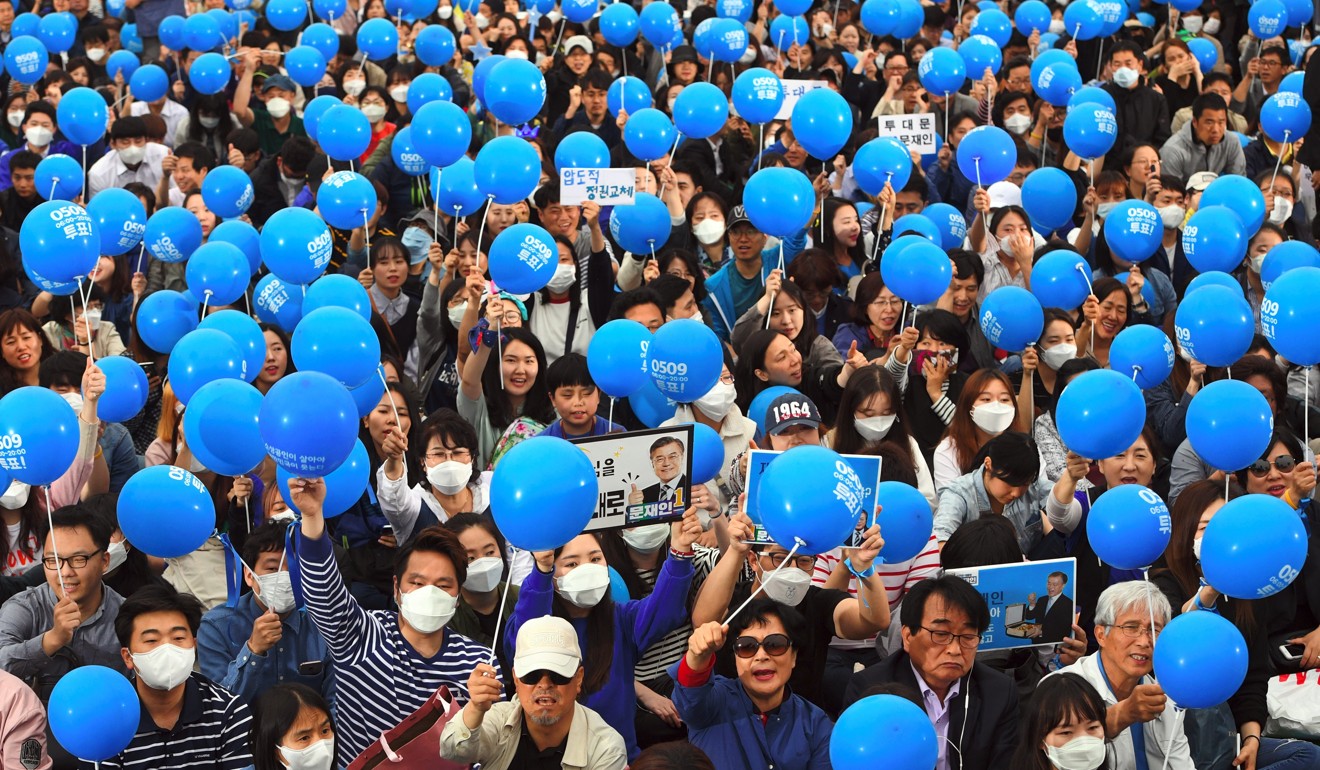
[1096,657,1149,770]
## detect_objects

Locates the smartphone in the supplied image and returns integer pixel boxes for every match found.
[1280,643,1305,661]
[138,361,156,375]
[297,660,325,676]
[912,349,952,371]
[381,524,394,536]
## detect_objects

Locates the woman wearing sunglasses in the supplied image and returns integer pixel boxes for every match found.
[673,599,832,770]
[1233,428,1317,507]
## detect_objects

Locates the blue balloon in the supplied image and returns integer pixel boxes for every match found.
[923,203,967,250]
[471,54,506,106]
[1186,37,1218,73]
[1055,369,1146,459]
[414,25,456,66]
[1154,611,1249,709]
[1261,241,1320,292]
[716,0,752,21]
[277,438,370,518]
[554,131,609,172]
[1201,175,1266,236]
[435,156,484,217]
[1284,0,1313,26]
[791,88,852,160]
[1022,168,1078,231]
[892,0,924,36]
[303,274,371,321]
[1014,0,1051,33]
[118,465,215,557]
[24,262,77,296]
[586,319,650,398]
[860,0,898,35]
[759,446,866,553]
[4,36,47,85]
[485,58,546,126]
[891,214,940,244]
[743,167,816,238]
[356,17,398,60]
[748,386,799,440]
[607,75,653,116]
[708,17,749,62]
[1109,325,1174,388]
[1280,71,1304,95]
[261,371,358,475]
[266,0,307,29]
[1068,85,1115,112]
[692,18,718,57]
[1248,0,1287,37]
[1031,48,1074,86]
[136,290,199,353]
[198,309,264,383]
[474,136,539,205]
[96,355,149,422]
[489,223,558,294]
[313,0,347,19]
[316,170,375,230]
[1031,251,1091,310]
[189,52,231,95]
[37,12,77,53]
[609,193,671,254]
[629,379,678,428]
[1260,91,1312,143]
[0,387,78,485]
[647,319,722,402]
[168,329,244,404]
[261,207,331,284]
[318,104,370,161]
[561,0,597,22]
[623,108,675,161]
[1262,266,1320,365]
[956,125,1015,184]
[48,667,139,762]
[1173,284,1253,367]
[301,94,340,143]
[10,13,37,38]
[35,154,82,201]
[87,188,147,256]
[20,200,100,282]
[254,274,304,332]
[853,137,913,196]
[292,307,380,388]
[128,64,168,102]
[881,235,952,305]
[144,206,202,264]
[832,695,937,770]
[157,15,186,49]
[1202,493,1307,600]
[1186,271,1241,297]
[640,1,680,46]
[1187,379,1273,472]
[673,82,729,140]
[301,22,339,58]
[1181,205,1246,274]
[185,242,249,307]
[284,46,326,87]
[1103,200,1163,263]
[210,220,262,275]
[1063,102,1118,159]
[207,8,237,41]
[406,72,452,113]
[600,1,639,46]
[200,165,254,219]
[958,35,1002,80]
[873,482,934,562]
[184,379,264,475]
[348,369,386,419]
[731,68,785,125]
[183,11,222,49]
[979,287,1043,352]
[688,422,724,484]
[55,87,107,146]
[769,14,810,50]
[491,436,597,550]
[1063,0,1104,38]
[970,7,1011,45]
[411,101,471,168]
[1036,61,1084,107]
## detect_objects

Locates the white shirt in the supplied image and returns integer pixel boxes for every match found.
[913,661,961,770]
[87,142,170,199]
[528,292,595,365]
[130,99,189,148]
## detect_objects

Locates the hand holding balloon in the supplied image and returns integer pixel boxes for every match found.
[1117,683,1168,728]
[291,477,328,538]
[686,620,729,670]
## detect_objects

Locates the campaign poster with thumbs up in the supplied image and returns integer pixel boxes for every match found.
[570,425,694,531]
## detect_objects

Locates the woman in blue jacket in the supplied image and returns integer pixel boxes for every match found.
[505,510,703,760]
[674,599,833,770]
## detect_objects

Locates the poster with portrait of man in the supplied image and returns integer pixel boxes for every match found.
[570,426,694,531]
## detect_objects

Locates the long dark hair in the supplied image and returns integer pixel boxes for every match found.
[771,280,821,360]
[945,368,1017,473]
[359,377,422,487]
[444,512,510,584]
[1158,479,1255,634]
[186,92,238,143]
[831,366,912,455]
[819,197,866,266]
[1010,673,1112,770]
[480,326,554,429]
[552,532,615,697]
[0,309,55,394]
[733,329,786,414]
[251,684,337,770]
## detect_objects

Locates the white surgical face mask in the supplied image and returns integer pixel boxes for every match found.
[1250,252,1267,274]
[506,48,529,60]
[1044,735,1107,770]
[688,308,705,324]
[693,379,737,420]
[759,561,811,606]
[279,738,335,770]
[1269,197,1293,225]
[621,523,670,553]
[474,12,489,28]
[199,115,221,129]
[544,8,560,22]
[693,218,726,245]
[86,47,106,62]
[265,97,292,119]
[1112,67,1139,89]
[1040,343,1078,370]
[1158,204,1186,229]
[1203,17,1220,33]
[82,308,103,328]
[361,104,387,123]
[546,263,577,293]
[447,302,468,328]
[398,584,458,633]
[438,4,453,18]
[1003,114,1032,135]
[1096,201,1118,219]
[1048,18,1066,34]
[427,460,471,496]
[344,78,366,96]
[25,126,52,147]
[256,569,295,614]
[389,85,409,102]
[854,414,896,441]
[971,401,1016,435]
[117,144,145,165]
[1193,535,1202,560]
[131,643,195,690]
[6,112,23,128]
[0,480,30,510]
[106,540,128,574]
[464,556,503,593]
[1182,15,1203,33]
[555,563,610,608]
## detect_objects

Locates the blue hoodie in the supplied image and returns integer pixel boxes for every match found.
[703,230,807,343]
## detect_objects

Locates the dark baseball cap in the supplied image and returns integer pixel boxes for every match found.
[765,393,821,436]
[261,74,297,93]
[671,45,699,65]
[727,204,753,231]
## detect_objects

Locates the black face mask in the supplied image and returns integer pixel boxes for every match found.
[1047,126,1064,142]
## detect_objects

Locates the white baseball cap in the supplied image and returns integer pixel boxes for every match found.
[513,616,582,680]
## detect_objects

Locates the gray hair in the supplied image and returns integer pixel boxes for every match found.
[1094,581,1171,628]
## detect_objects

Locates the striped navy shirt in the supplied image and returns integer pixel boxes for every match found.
[299,530,497,762]
[85,674,252,770]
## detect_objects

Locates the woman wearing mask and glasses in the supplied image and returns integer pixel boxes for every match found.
[350,85,397,166]
[1011,673,1111,770]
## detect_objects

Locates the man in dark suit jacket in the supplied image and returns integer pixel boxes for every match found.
[629,436,688,507]
[1025,571,1074,644]
[842,576,1020,770]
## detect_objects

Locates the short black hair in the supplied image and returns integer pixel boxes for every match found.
[39,350,87,390]
[900,574,991,635]
[545,352,595,393]
[175,141,217,172]
[227,127,261,156]
[607,287,664,323]
[49,504,112,552]
[1259,44,1288,64]
[124,182,157,214]
[393,525,468,588]
[1049,571,1068,585]
[115,583,206,648]
[1107,40,1145,66]
[110,116,147,140]
[940,516,1023,569]
[252,684,336,770]
[1191,92,1228,121]
[278,135,316,174]
[533,179,562,209]
[22,101,56,126]
[916,308,969,350]
[899,171,929,201]
[948,249,985,285]
[8,150,40,173]
[649,436,683,457]
[649,274,692,314]
[726,597,808,649]
[1201,71,1232,92]
[974,431,1041,487]
[582,67,613,92]
[240,522,288,570]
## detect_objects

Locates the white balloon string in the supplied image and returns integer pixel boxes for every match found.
[77,276,96,364]
[487,554,515,666]
[46,486,66,597]
[723,537,805,625]
[378,366,401,430]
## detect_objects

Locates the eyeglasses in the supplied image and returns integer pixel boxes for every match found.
[517,669,573,686]
[733,633,792,658]
[1006,77,1031,87]
[921,626,981,649]
[871,297,904,308]
[42,549,103,570]
[885,65,910,74]
[760,552,816,571]
[426,448,472,462]
[1248,454,1298,478]
[1106,623,1163,639]
[719,372,735,385]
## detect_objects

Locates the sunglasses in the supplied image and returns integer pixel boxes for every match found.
[517,669,573,686]
[1248,454,1298,478]
[733,633,792,658]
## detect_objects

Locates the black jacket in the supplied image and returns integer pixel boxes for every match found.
[842,650,1020,770]
[1102,80,1171,167]
[1025,593,1075,644]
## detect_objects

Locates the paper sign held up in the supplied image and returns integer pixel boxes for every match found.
[560,167,637,206]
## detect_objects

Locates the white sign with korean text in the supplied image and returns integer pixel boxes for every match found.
[876,113,937,155]
[560,167,637,206]
[571,426,694,531]
[776,79,828,121]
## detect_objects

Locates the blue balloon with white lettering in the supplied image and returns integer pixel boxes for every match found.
[253,274,304,332]
[1174,285,1253,367]
[1103,200,1163,263]
[117,466,215,558]
[87,188,147,257]
[647,319,722,403]
[261,371,359,476]
[979,287,1043,352]
[201,165,254,219]
[4,36,47,85]
[1088,484,1170,569]
[1181,206,1247,274]
[490,223,557,294]
[144,206,202,264]
[732,68,785,125]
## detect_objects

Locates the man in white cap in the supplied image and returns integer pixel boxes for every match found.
[440,616,627,769]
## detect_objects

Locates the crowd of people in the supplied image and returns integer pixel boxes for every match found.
[0,0,1314,765]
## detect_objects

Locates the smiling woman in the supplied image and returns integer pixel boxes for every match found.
[0,308,55,394]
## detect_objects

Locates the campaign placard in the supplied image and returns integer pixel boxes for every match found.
[775,79,828,120]
[945,558,1078,650]
[745,449,881,546]
[571,426,694,530]
[560,167,637,206]
[876,113,937,155]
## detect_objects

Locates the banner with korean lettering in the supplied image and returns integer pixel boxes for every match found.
[944,558,1078,651]
[560,167,637,206]
[775,80,829,121]
[876,113,937,155]
[745,449,880,546]
[570,426,693,531]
